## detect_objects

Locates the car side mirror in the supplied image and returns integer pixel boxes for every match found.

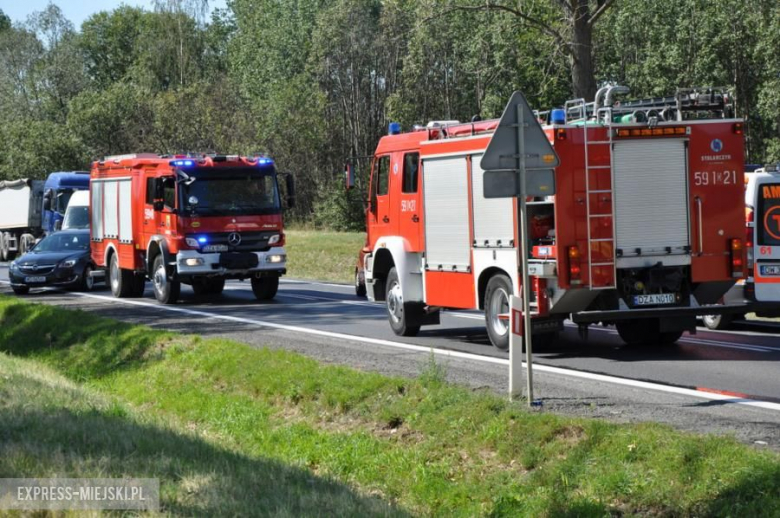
[285,174,295,209]
[345,163,355,190]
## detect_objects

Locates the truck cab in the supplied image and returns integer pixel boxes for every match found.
[42,171,90,234]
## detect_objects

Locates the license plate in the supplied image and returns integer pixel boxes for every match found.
[24,276,46,283]
[203,244,229,252]
[759,265,780,276]
[633,293,676,306]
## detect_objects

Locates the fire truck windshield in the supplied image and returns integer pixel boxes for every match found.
[180,167,281,216]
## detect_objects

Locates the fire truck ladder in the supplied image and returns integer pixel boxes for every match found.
[565,99,617,289]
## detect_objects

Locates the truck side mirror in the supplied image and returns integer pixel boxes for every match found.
[153,200,164,212]
[285,174,296,209]
[154,178,164,199]
[345,163,355,190]
[54,220,62,231]
[43,189,52,211]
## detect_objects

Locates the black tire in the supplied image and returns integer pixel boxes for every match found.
[702,314,733,331]
[131,273,146,297]
[485,274,513,350]
[0,233,8,262]
[109,253,134,298]
[151,254,180,304]
[12,285,29,295]
[355,268,367,298]
[658,331,684,345]
[385,267,420,336]
[616,319,661,346]
[251,275,279,300]
[79,265,95,292]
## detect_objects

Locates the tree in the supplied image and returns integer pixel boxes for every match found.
[435,0,615,101]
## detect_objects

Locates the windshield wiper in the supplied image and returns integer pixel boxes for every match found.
[175,169,196,186]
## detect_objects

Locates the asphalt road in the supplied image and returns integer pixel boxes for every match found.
[2,263,779,449]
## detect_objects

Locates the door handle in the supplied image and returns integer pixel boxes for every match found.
[412,214,419,222]
[383,215,390,223]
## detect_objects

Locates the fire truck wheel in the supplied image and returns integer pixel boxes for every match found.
[658,331,683,345]
[485,274,512,350]
[702,314,733,331]
[385,267,420,336]
[615,319,661,346]
[355,268,367,297]
[109,253,135,298]
[251,275,279,300]
[152,255,180,304]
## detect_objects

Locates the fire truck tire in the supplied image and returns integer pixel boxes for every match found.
[130,274,146,297]
[355,268,367,297]
[702,314,733,331]
[615,319,661,346]
[152,254,180,304]
[485,274,513,350]
[385,267,421,336]
[251,275,279,300]
[109,253,135,298]
[658,331,684,344]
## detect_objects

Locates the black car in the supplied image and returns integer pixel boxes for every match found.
[8,229,97,295]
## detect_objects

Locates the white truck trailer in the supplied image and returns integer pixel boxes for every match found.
[0,179,45,261]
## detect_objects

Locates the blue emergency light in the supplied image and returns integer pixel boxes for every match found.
[551,109,566,125]
[389,122,401,135]
[197,237,207,244]
[257,157,275,166]
[171,159,195,167]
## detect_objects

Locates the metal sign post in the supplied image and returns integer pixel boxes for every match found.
[480,91,560,406]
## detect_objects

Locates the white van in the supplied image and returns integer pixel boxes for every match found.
[61,189,90,230]
[704,165,780,329]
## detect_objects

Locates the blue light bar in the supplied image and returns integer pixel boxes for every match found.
[170,159,195,167]
[197,237,207,244]
[256,157,275,166]
[388,122,401,135]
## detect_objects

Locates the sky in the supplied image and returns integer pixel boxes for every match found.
[2,0,228,29]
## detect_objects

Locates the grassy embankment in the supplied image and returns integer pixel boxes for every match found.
[284,229,364,284]
[1,295,779,516]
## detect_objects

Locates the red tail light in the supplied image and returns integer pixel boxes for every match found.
[745,208,754,273]
[568,246,582,285]
[733,122,743,135]
[730,239,744,278]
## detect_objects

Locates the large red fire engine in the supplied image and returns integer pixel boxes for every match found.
[91,154,293,304]
[353,87,748,349]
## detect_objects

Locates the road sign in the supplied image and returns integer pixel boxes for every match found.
[481,91,561,406]
[481,91,559,172]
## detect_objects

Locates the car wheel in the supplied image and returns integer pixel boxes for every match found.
[152,254,180,304]
[702,314,733,331]
[485,274,513,350]
[109,253,134,298]
[355,268,367,297]
[80,265,94,292]
[251,275,279,300]
[385,267,420,337]
[12,285,29,295]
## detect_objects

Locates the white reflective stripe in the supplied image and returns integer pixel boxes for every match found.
[422,156,471,269]
[613,139,690,256]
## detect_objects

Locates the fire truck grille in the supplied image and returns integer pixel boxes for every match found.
[188,231,278,252]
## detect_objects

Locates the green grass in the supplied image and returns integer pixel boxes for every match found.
[1,295,779,517]
[284,229,364,283]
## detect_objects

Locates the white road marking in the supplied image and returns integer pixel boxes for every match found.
[2,281,778,413]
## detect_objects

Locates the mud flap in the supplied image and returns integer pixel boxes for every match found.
[405,302,440,327]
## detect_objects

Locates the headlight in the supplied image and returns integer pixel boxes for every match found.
[266,254,286,263]
[268,234,281,245]
[60,259,77,268]
[182,258,205,267]
[185,237,200,247]
[9,261,18,271]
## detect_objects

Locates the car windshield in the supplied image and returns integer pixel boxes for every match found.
[181,167,281,216]
[33,233,89,253]
[62,206,89,230]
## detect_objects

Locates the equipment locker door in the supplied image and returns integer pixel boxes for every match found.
[398,152,422,251]
[754,180,780,301]
[368,155,393,249]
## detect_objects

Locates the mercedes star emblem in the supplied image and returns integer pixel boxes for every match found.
[227,232,242,246]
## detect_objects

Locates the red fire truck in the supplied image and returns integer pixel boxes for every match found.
[353,87,748,349]
[90,154,293,304]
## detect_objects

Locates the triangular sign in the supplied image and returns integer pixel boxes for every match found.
[480,91,559,171]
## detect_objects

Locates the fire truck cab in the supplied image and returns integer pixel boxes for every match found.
[91,154,292,304]
[356,87,749,349]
